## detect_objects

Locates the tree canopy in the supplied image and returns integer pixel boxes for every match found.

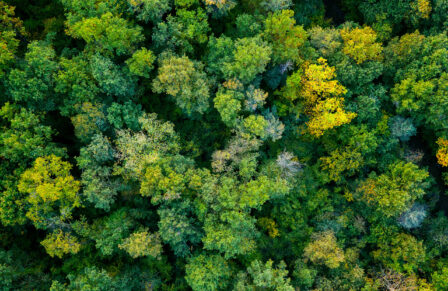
[1,0,448,290]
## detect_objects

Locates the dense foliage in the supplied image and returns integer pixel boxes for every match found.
[1,0,448,290]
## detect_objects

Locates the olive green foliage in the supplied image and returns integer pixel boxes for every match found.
[66,12,143,56]
[118,230,162,259]
[223,36,272,84]
[303,231,345,269]
[185,254,232,291]
[0,2,26,76]
[126,48,155,78]
[153,55,211,117]
[235,260,294,290]
[358,161,430,217]
[18,155,80,229]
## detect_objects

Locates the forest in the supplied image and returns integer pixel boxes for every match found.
[1,0,448,289]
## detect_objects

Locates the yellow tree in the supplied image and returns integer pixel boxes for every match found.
[301,58,347,106]
[303,231,345,269]
[0,1,26,75]
[436,137,448,167]
[320,147,363,181]
[283,58,356,136]
[413,0,432,19]
[307,98,357,137]
[119,230,162,259]
[340,26,383,64]
[41,230,81,258]
[18,155,81,229]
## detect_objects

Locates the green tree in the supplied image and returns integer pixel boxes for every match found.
[358,161,430,217]
[261,0,293,12]
[73,208,134,256]
[373,233,426,273]
[66,12,143,56]
[205,36,235,80]
[263,9,307,64]
[7,41,58,111]
[243,115,269,139]
[90,53,136,98]
[127,0,171,23]
[185,253,232,291]
[114,113,180,179]
[0,2,26,76]
[125,47,155,78]
[55,55,100,116]
[202,211,258,258]
[203,0,237,17]
[70,102,107,143]
[235,260,294,290]
[152,8,210,54]
[0,103,65,163]
[153,55,211,117]
[50,267,117,291]
[106,101,143,131]
[223,37,272,84]
[77,134,120,211]
[214,86,243,127]
[432,267,448,290]
[158,201,202,257]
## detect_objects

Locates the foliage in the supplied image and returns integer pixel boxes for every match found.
[303,231,345,269]
[185,254,232,291]
[119,230,162,259]
[153,55,211,117]
[282,57,356,136]
[55,55,100,115]
[127,0,171,23]
[0,103,65,163]
[306,97,357,137]
[70,102,106,143]
[41,230,81,258]
[18,155,81,229]
[2,1,448,290]
[66,12,144,56]
[235,260,294,290]
[90,54,136,98]
[263,10,307,64]
[260,0,293,12]
[436,137,448,167]
[158,201,202,257]
[340,26,383,64]
[358,161,430,217]
[398,203,427,229]
[126,47,155,78]
[203,0,236,17]
[389,116,416,142]
[0,1,26,76]
[432,267,448,290]
[213,87,243,127]
[373,233,426,273]
[7,41,58,110]
[51,267,117,291]
[223,37,272,84]
[152,8,210,54]
[77,134,119,211]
